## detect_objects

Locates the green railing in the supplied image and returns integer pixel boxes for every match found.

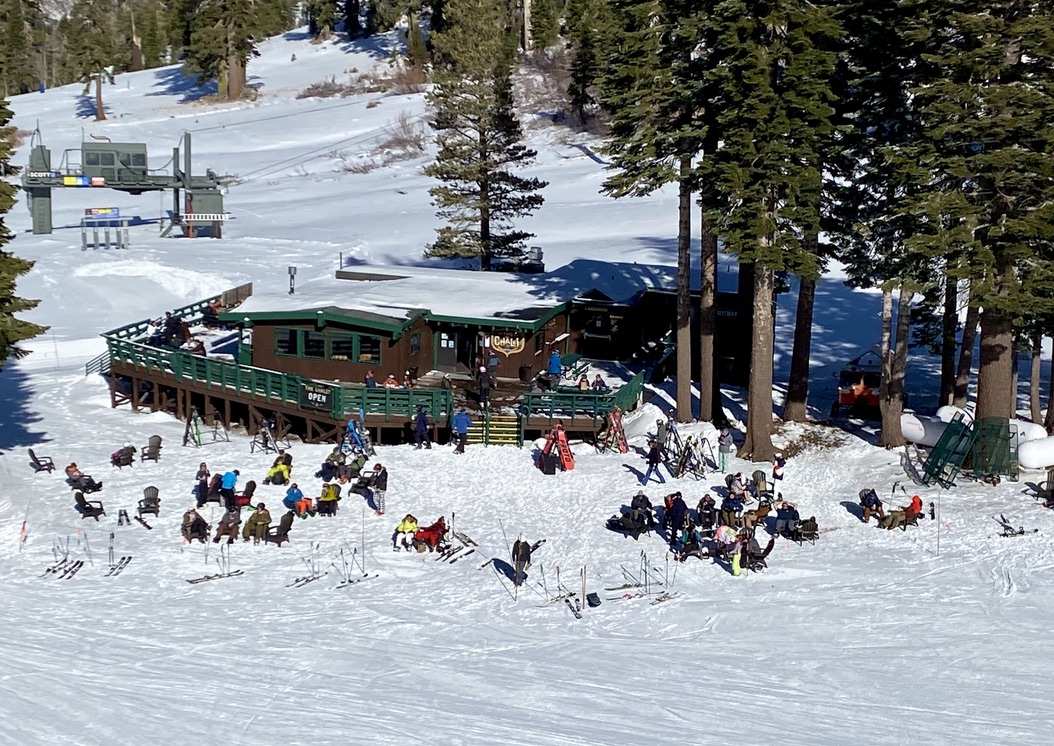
[521,370,645,424]
[336,385,453,420]
[612,371,646,412]
[85,350,111,376]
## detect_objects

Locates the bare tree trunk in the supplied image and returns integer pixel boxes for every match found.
[939,271,957,407]
[94,75,106,121]
[675,162,693,422]
[738,264,776,462]
[228,51,246,100]
[953,299,979,407]
[975,307,1015,422]
[698,205,716,422]
[879,286,910,448]
[1030,331,1042,423]
[782,272,816,423]
[1045,336,1054,433]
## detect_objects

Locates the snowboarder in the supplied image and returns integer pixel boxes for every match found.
[452,408,471,454]
[372,463,388,515]
[718,429,734,473]
[414,407,432,449]
[511,535,533,587]
[641,440,665,485]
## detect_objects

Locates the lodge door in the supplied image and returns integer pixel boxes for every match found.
[436,331,458,371]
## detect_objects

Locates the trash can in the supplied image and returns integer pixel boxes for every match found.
[519,364,533,383]
[542,453,559,475]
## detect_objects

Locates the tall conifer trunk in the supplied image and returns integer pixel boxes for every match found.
[975,270,1015,421]
[675,160,692,421]
[94,75,105,120]
[939,271,957,407]
[782,271,816,422]
[698,205,716,422]
[739,263,776,461]
[1030,331,1042,423]
[879,287,911,448]
[953,298,979,408]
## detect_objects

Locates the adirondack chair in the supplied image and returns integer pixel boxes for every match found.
[138,486,160,518]
[28,449,55,473]
[264,511,294,546]
[316,483,342,516]
[235,480,257,508]
[111,446,136,468]
[140,435,163,462]
[792,516,820,545]
[74,492,105,521]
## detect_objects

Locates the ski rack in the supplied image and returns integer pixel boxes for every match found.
[251,417,290,454]
[182,407,229,447]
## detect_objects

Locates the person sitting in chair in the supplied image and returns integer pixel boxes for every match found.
[110,442,136,466]
[696,495,717,535]
[728,472,749,499]
[182,508,209,544]
[65,463,102,492]
[317,483,341,516]
[774,500,800,537]
[317,447,345,482]
[213,508,241,544]
[394,514,418,551]
[577,374,591,391]
[242,504,271,544]
[879,494,923,530]
[630,491,655,527]
[741,534,775,571]
[591,374,608,391]
[719,494,744,528]
[264,450,292,486]
[859,488,885,523]
[414,516,448,552]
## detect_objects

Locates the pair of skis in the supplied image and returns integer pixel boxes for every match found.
[42,560,84,580]
[994,514,1037,537]
[105,556,132,577]
[187,570,245,584]
[335,573,378,588]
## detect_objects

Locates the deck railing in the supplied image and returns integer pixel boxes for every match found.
[520,370,645,424]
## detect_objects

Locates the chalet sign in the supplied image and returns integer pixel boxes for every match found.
[491,332,526,357]
[299,381,334,411]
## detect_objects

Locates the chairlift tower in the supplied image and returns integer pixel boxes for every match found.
[22,129,232,238]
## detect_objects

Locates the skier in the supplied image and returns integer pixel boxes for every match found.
[452,408,472,454]
[372,463,388,515]
[641,440,665,486]
[413,407,432,449]
[511,535,533,587]
[717,429,734,473]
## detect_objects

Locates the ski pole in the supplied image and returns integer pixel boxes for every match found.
[83,533,94,567]
[540,563,550,600]
[498,518,511,554]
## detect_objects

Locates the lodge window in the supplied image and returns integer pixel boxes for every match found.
[409,332,421,358]
[272,327,382,363]
[85,152,99,166]
[303,330,325,359]
[358,335,381,364]
[101,152,115,166]
[275,328,297,356]
[330,333,355,361]
[534,333,544,355]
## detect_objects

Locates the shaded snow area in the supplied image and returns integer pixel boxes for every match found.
[1,28,1054,746]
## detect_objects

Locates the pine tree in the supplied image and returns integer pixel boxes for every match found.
[700,0,839,460]
[0,0,36,96]
[138,0,165,68]
[308,0,340,39]
[530,0,558,49]
[186,0,260,100]
[407,11,427,69]
[344,0,361,37]
[907,1,1054,422]
[565,0,611,123]
[0,99,46,365]
[69,0,116,121]
[424,0,547,270]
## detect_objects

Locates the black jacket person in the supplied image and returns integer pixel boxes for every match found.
[512,537,532,587]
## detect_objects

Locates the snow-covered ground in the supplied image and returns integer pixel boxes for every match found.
[2,29,1054,745]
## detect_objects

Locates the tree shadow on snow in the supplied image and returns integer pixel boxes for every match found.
[0,366,50,458]
[75,93,110,121]
[148,67,217,103]
[337,30,406,63]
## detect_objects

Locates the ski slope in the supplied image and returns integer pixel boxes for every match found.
[1,28,1053,746]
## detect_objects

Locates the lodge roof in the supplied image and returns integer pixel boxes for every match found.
[221,259,728,331]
